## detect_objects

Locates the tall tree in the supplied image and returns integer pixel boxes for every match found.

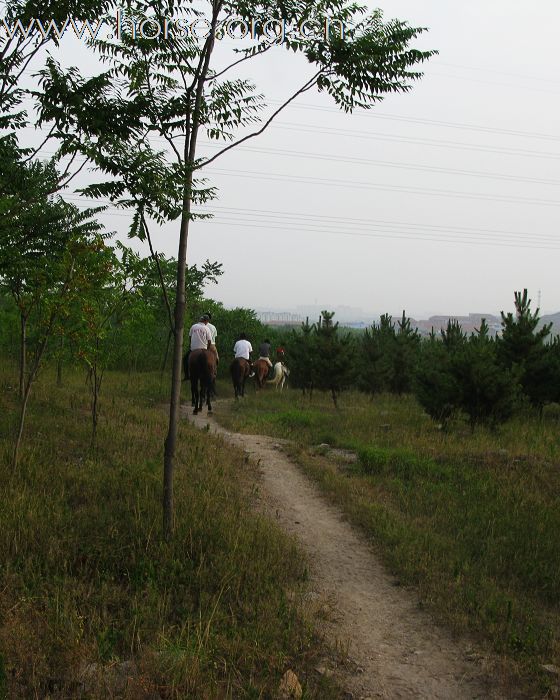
[287,317,316,396]
[0,194,107,468]
[453,321,518,431]
[37,1,436,535]
[312,310,352,407]
[391,310,420,394]
[498,289,553,413]
[414,332,460,429]
[358,313,395,395]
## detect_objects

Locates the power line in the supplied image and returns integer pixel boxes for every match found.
[64,195,560,249]
[269,122,560,161]
[63,193,560,241]
[201,204,559,244]
[434,61,560,87]
[199,142,560,187]
[206,167,560,207]
[42,145,560,188]
[19,102,560,150]
[428,70,560,98]
[205,214,556,248]
[191,218,560,252]
[270,100,560,143]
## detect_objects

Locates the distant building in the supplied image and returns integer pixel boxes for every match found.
[256,311,304,327]
[411,313,501,337]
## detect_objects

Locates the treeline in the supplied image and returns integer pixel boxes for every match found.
[281,291,560,429]
[0,196,275,458]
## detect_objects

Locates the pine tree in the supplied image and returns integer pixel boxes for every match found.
[286,317,316,396]
[391,311,421,394]
[497,290,553,412]
[359,314,395,395]
[441,319,467,351]
[312,311,352,408]
[414,333,460,428]
[453,321,519,431]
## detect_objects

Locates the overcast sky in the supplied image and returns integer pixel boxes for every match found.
[17,0,560,320]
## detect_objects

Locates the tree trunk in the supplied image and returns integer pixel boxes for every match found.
[162,16,219,539]
[57,335,64,387]
[12,378,32,470]
[163,189,191,539]
[91,363,99,446]
[161,328,172,373]
[19,313,26,399]
[12,332,51,470]
[331,387,338,409]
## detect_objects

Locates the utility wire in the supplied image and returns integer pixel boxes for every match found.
[269,100,560,143]
[269,122,560,161]
[198,142,560,187]
[63,195,560,249]
[206,167,560,207]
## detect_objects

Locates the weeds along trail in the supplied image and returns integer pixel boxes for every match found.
[184,402,509,700]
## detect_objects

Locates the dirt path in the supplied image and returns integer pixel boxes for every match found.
[184,404,506,700]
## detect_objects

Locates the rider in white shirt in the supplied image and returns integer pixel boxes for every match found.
[233,333,253,378]
[204,311,218,360]
[189,317,213,350]
[184,315,215,380]
[233,333,252,360]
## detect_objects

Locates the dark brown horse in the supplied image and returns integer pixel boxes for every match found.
[189,350,213,415]
[253,358,271,389]
[230,357,251,399]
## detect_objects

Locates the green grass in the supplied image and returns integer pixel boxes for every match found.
[217,388,560,694]
[0,364,339,699]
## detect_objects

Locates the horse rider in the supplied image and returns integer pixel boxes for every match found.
[204,311,220,379]
[233,332,253,379]
[258,338,274,379]
[185,314,216,380]
[205,311,219,363]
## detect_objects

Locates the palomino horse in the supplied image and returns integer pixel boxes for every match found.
[230,357,251,399]
[253,358,271,389]
[268,362,290,390]
[189,349,213,414]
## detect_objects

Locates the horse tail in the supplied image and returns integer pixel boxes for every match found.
[267,362,280,385]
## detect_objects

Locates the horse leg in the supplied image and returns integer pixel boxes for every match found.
[206,376,213,414]
[198,382,204,413]
[191,379,197,412]
[200,383,205,409]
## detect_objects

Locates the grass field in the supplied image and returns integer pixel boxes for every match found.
[217,387,560,695]
[0,364,339,699]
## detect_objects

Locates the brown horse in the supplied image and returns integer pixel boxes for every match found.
[230,357,251,399]
[253,358,272,389]
[189,349,213,415]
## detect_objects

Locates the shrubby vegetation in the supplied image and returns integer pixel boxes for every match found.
[282,292,560,430]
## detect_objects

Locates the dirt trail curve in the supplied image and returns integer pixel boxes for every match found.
[184,404,506,700]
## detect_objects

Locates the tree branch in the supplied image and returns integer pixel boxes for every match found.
[57,155,88,191]
[22,124,56,162]
[144,61,183,163]
[207,43,272,82]
[197,71,321,169]
[141,212,175,335]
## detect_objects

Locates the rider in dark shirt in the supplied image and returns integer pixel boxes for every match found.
[258,339,274,378]
[259,340,271,359]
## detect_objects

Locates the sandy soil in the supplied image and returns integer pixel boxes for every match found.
[184,404,509,700]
